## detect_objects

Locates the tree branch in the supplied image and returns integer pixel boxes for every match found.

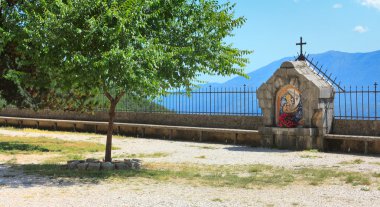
[104,91,114,102]
[115,91,126,103]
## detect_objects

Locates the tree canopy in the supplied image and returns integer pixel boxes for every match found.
[1,0,251,161]
[0,0,38,107]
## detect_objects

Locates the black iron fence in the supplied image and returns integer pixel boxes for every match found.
[335,83,379,120]
[3,83,379,120]
[113,85,262,116]
[112,83,379,120]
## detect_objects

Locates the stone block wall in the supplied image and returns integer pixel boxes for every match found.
[0,108,263,130]
[332,119,380,136]
[259,127,316,150]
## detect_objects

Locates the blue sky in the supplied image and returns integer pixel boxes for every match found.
[203,0,380,83]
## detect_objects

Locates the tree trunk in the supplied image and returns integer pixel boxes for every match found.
[104,100,117,162]
[104,91,125,162]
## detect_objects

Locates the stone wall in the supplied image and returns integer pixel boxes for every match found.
[332,119,380,136]
[0,115,262,147]
[2,109,380,137]
[0,108,263,130]
[2,108,380,153]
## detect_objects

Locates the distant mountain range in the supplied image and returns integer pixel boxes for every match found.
[158,50,380,115]
[208,50,380,88]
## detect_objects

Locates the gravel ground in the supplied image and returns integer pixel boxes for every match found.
[1,128,380,207]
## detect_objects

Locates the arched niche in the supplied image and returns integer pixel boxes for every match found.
[275,85,304,127]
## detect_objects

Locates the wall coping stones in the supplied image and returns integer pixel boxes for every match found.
[0,116,259,134]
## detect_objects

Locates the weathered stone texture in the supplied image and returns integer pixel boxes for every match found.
[87,162,101,171]
[101,162,115,170]
[257,61,334,150]
[66,159,144,171]
[332,119,380,136]
[77,163,88,171]
[259,127,316,150]
[0,108,263,130]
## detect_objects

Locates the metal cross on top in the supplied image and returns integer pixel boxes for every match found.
[296,37,307,60]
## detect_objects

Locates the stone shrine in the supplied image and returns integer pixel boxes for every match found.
[257,59,335,150]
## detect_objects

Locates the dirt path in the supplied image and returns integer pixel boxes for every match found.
[1,178,380,207]
[1,128,379,171]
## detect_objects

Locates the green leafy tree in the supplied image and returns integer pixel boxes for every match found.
[4,0,251,162]
[0,0,37,107]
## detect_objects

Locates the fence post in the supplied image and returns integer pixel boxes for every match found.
[255,87,258,115]
[344,86,347,119]
[178,88,181,114]
[368,85,370,120]
[361,86,364,119]
[243,84,246,116]
[209,85,212,115]
[225,88,227,115]
[338,89,341,118]
[375,82,378,120]
[350,86,352,120]
[355,86,358,120]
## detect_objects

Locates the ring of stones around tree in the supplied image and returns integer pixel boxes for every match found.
[67,158,142,171]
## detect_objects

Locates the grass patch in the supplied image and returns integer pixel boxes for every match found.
[1,127,132,140]
[297,167,373,186]
[5,156,17,164]
[370,162,380,166]
[303,149,319,153]
[189,145,219,150]
[339,159,365,165]
[248,164,273,173]
[194,155,206,159]
[42,154,86,164]
[12,162,377,189]
[345,174,371,186]
[360,186,370,191]
[211,198,223,202]
[0,135,115,154]
[113,152,170,159]
[0,142,49,152]
[300,154,321,159]
[373,173,380,178]
[1,127,97,136]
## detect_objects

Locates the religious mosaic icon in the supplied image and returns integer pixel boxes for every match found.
[276,85,303,127]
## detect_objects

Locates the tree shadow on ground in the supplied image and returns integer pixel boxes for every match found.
[0,164,143,188]
[0,142,49,152]
[223,146,290,153]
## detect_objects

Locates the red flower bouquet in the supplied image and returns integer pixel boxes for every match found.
[278,113,298,128]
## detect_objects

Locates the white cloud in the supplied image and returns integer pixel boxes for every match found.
[360,0,380,10]
[333,3,343,9]
[353,25,368,33]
